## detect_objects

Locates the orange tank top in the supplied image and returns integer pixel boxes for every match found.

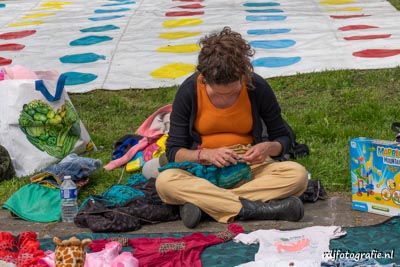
[195,75,253,149]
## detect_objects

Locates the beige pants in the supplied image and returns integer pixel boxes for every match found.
[155,160,308,223]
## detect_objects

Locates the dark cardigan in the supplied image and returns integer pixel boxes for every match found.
[166,72,291,162]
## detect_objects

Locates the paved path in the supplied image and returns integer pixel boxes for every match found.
[0,192,390,238]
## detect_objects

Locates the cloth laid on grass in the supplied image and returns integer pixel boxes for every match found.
[37,217,400,266]
[74,177,180,232]
[2,183,61,223]
[104,104,172,171]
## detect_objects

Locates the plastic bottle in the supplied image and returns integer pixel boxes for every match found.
[60,175,78,223]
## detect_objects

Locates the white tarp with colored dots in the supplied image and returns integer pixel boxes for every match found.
[0,0,399,92]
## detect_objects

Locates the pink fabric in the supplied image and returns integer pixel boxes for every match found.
[110,252,138,267]
[90,224,243,267]
[104,104,172,171]
[103,138,150,171]
[1,65,59,81]
[136,104,172,138]
[2,65,38,79]
[142,142,160,162]
[37,251,55,267]
[85,241,138,267]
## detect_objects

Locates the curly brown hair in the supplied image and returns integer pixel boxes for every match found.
[197,26,255,87]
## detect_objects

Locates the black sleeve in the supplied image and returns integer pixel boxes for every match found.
[165,75,197,162]
[253,73,291,156]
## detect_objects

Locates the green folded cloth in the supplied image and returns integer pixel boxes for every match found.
[3,183,61,222]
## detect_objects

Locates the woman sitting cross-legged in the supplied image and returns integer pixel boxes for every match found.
[155,26,308,228]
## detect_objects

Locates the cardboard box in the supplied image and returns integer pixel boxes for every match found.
[350,137,400,216]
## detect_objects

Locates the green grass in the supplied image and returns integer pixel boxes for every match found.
[1,67,400,204]
[388,0,400,9]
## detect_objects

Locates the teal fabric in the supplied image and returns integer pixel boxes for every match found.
[159,161,251,188]
[2,183,61,222]
[330,216,400,265]
[78,183,146,211]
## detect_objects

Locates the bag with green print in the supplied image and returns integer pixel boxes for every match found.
[0,69,95,177]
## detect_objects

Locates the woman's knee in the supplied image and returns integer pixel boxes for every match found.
[286,161,309,193]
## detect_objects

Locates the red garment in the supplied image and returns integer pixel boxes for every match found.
[0,232,46,267]
[89,224,243,267]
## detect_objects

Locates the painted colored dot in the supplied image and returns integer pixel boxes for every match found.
[158,31,201,39]
[156,44,200,53]
[344,34,391,40]
[320,0,355,4]
[252,57,301,68]
[0,57,12,66]
[250,40,295,49]
[60,53,106,63]
[173,0,204,2]
[163,18,203,28]
[0,43,25,51]
[246,15,286,21]
[41,2,72,7]
[9,21,44,27]
[94,8,131,13]
[338,25,378,31]
[165,11,204,16]
[70,36,113,46]
[0,4,6,8]
[102,1,136,6]
[324,7,362,11]
[0,30,36,40]
[245,9,283,13]
[248,29,291,35]
[353,49,400,58]
[175,3,204,8]
[330,14,370,19]
[80,25,120,32]
[22,13,55,19]
[151,63,196,79]
[89,15,125,21]
[243,2,280,6]
[64,72,98,85]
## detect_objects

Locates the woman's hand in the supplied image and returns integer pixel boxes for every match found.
[241,141,282,165]
[201,147,240,168]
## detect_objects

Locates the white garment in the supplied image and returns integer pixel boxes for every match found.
[0,260,16,267]
[233,226,346,267]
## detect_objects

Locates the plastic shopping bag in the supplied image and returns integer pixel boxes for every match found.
[0,67,95,177]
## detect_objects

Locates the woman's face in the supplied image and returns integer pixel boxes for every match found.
[208,80,241,96]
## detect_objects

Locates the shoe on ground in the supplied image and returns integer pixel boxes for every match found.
[179,203,202,229]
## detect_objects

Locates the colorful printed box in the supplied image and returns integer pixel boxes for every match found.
[350,137,400,216]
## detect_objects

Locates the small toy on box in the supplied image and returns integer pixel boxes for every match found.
[350,137,400,216]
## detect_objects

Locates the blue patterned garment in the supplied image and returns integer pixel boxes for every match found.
[158,161,251,188]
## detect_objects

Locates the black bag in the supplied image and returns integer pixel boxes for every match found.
[261,119,309,160]
[391,122,400,143]
[300,179,328,203]
[0,145,15,182]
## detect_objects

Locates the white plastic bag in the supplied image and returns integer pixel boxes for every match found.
[0,68,95,177]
